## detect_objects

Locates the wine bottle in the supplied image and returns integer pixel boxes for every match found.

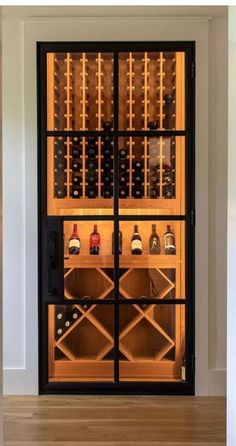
[87,136,96,146]
[119,161,128,173]
[103,173,113,185]
[103,188,112,199]
[103,160,113,171]
[55,188,65,199]
[90,224,100,255]
[148,120,158,130]
[119,149,128,160]
[71,146,81,158]
[87,174,97,186]
[119,187,128,198]
[133,186,143,198]
[164,225,176,255]
[69,224,80,255]
[87,160,97,171]
[119,174,128,186]
[87,146,97,159]
[103,146,113,159]
[72,187,81,199]
[112,230,122,255]
[87,187,97,199]
[72,160,81,173]
[81,296,91,311]
[150,188,158,199]
[56,160,66,172]
[103,120,112,131]
[103,135,112,145]
[72,136,80,145]
[134,173,142,184]
[73,175,80,186]
[149,224,161,255]
[131,225,142,255]
[133,160,143,170]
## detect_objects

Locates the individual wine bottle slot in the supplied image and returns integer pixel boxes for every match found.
[119,187,128,199]
[133,173,143,184]
[119,174,128,186]
[72,175,81,186]
[90,224,100,255]
[55,186,66,199]
[164,225,176,255]
[55,159,66,172]
[103,146,113,159]
[87,187,98,199]
[87,146,97,160]
[72,160,82,173]
[81,296,92,311]
[132,185,143,199]
[87,136,96,146]
[71,187,81,199]
[103,187,113,199]
[86,159,98,170]
[102,135,112,146]
[133,160,143,171]
[102,160,113,171]
[71,136,80,145]
[131,225,142,255]
[102,120,112,131]
[71,145,81,158]
[87,174,97,186]
[119,148,128,160]
[149,224,161,255]
[150,187,159,199]
[69,224,80,255]
[112,230,122,255]
[119,160,129,173]
[103,173,113,185]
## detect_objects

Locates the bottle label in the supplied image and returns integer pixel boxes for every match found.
[164,234,175,250]
[132,240,142,251]
[69,238,80,249]
[90,234,100,247]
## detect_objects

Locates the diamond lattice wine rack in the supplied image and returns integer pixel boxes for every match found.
[39,42,195,393]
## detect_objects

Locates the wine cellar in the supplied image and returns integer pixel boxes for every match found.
[38,41,195,394]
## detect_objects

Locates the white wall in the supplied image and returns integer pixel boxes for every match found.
[227,6,236,445]
[2,6,228,395]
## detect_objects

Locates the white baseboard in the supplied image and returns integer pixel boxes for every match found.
[3,367,226,396]
[208,368,226,396]
[3,368,26,395]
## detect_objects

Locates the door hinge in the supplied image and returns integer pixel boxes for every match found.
[191,209,196,226]
[191,355,196,372]
[191,62,195,79]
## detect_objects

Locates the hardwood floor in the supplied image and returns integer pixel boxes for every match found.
[3,396,226,445]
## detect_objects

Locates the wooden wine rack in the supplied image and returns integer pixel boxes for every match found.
[48,220,185,382]
[47,51,185,216]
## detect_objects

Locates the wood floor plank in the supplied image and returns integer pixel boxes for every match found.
[3,396,226,445]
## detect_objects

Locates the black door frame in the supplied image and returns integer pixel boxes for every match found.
[38,41,195,395]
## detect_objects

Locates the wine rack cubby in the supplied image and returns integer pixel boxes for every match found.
[39,41,194,393]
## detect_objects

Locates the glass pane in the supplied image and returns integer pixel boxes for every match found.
[119,304,185,381]
[64,221,114,300]
[118,220,185,300]
[48,304,114,382]
[47,136,114,216]
[118,136,185,215]
[119,51,185,131]
[47,52,114,131]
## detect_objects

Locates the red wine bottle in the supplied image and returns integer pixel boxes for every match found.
[69,224,80,255]
[164,225,176,255]
[90,224,100,255]
[112,230,122,255]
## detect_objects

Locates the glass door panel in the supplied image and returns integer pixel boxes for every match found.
[118,220,185,301]
[47,52,114,131]
[119,304,185,381]
[118,51,185,131]
[48,304,114,382]
[47,136,114,216]
[64,221,115,301]
[118,136,185,215]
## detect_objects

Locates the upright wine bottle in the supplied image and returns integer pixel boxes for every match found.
[69,224,80,255]
[149,224,161,255]
[164,225,176,255]
[90,224,100,255]
[112,230,122,255]
[131,225,142,255]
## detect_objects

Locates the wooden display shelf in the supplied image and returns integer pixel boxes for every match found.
[64,254,181,269]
